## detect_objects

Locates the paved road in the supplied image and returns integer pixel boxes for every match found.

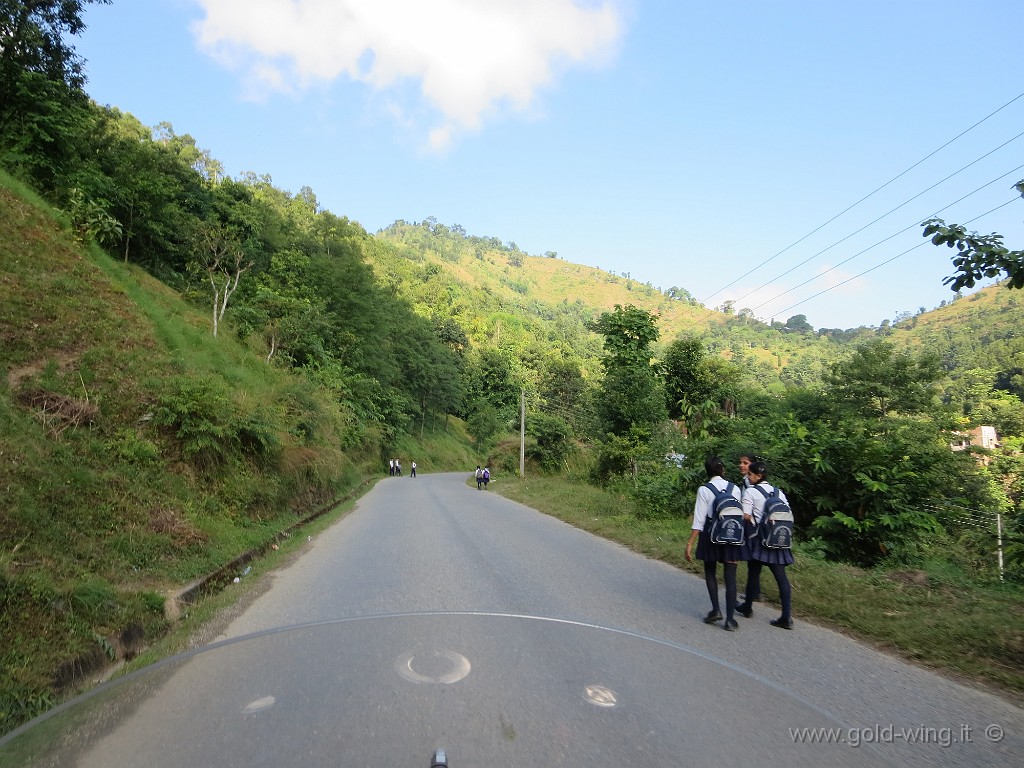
[19,472,1023,767]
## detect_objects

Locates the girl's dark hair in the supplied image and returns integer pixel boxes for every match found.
[749,460,768,478]
[705,455,726,478]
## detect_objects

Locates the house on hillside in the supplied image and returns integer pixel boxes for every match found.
[951,426,1000,463]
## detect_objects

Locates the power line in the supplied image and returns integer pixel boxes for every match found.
[748,165,1024,313]
[770,199,1024,319]
[700,90,1024,305]
[924,500,1002,518]
[734,134,1024,308]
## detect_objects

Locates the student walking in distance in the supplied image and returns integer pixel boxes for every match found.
[475,466,483,490]
[736,460,795,629]
[684,456,749,630]
[410,461,417,478]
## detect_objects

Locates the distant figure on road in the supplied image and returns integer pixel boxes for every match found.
[389,458,394,476]
[411,461,417,478]
[475,466,483,490]
[482,467,490,489]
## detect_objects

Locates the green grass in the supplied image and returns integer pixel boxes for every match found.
[492,473,1024,702]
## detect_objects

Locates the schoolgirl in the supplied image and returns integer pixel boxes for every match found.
[737,452,755,490]
[735,460,794,629]
[684,456,749,631]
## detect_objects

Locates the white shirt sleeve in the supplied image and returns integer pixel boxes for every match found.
[692,484,711,531]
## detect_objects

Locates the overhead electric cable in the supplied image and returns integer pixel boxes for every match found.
[700,90,1024,304]
[924,501,1001,517]
[748,164,1024,312]
[767,198,1020,318]
[735,135,1024,307]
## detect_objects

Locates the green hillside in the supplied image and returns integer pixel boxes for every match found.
[0,174,479,732]
[374,217,1024,405]
[372,219,854,386]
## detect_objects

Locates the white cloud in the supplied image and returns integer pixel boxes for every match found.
[192,0,623,150]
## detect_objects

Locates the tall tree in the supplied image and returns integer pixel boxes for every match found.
[826,339,941,420]
[590,305,667,437]
[188,221,252,337]
[0,1,110,189]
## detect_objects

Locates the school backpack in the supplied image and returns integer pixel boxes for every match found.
[703,482,745,545]
[753,485,795,550]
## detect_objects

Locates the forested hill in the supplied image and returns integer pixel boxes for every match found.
[889,285,1024,394]
[371,218,1024,398]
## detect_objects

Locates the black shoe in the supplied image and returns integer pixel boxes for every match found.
[703,610,723,624]
[735,603,753,618]
[770,617,794,630]
[724,619,739,631]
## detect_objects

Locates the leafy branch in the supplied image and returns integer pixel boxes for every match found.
[922,180,1024,291]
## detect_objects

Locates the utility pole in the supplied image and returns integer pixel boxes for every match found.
[996,512,1005,582]
[519,388,526,478]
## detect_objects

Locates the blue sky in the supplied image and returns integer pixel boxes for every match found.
[76,0,1024,330]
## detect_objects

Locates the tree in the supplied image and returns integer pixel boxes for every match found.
[189,222,252,337]
[826,339,941,420]
[467,398,502,451]
[526,412,573,472]
[464,347,521,424]
[0,1,110,189]
[589,305,666,437]
[783,314,813,334]
[922,180,1024,290]
[0,1,109,91]
[662,336,743,422]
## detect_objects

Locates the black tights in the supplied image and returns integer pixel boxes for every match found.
[742,560,792,622]
[704,561,737,620]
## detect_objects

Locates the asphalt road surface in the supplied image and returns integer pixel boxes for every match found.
[12,472,1023,767]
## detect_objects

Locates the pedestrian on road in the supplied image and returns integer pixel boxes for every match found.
[389,458,394,476]
[411,461,417,478]
[735,460,795,629]
[685,456,749,630]
[475,466,483,490]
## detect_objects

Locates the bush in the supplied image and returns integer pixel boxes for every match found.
[154,376,235,466]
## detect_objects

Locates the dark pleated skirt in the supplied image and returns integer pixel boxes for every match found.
[746,521,795,565]
[695,529,750,562]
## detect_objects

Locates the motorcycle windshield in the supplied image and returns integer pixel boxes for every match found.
[0,612,893,767]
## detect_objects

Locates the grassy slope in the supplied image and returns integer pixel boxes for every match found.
[0,175,481,733]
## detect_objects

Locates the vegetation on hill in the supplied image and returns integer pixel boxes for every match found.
[2,0,1023,736]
